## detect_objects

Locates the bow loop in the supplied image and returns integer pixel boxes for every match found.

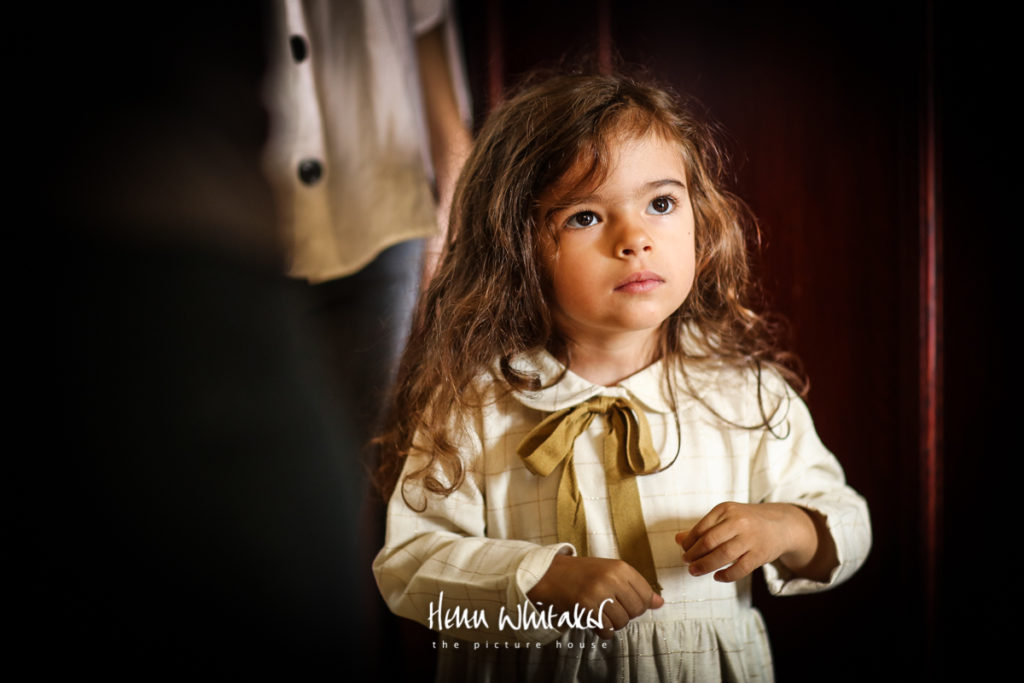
[616,403,660,475]
[518,403,597,477]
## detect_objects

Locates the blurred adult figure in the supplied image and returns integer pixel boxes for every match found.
[261,1,472,677]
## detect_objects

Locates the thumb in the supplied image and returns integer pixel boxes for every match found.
[650,592,665,609]
[675,529,692,549]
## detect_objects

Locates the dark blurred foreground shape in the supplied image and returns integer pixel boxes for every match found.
[44,3,373,677]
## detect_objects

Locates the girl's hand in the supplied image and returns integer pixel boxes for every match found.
[527,554,664,639]
[675,502,837,583]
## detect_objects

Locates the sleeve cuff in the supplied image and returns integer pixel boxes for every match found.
[762,555,842,596]
[763,497,871,596]
[508,542,576,643]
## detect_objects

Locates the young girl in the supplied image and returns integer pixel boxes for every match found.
[373,72,871,681]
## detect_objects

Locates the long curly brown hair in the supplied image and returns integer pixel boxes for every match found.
[375,71,804,502]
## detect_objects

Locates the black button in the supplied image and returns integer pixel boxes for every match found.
[289,34,308,63]
[298,159,323,186]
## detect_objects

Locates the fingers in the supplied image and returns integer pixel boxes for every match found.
[681,522,736,564]
[712,553,761,583]
[591,560,663,639]
[681,507,740,566]
[625,567,663,613]
[596,598,630,638]
[675,502,769,583]
[686,535,746,577]
[532,555,666,640]
[676,502,733,551]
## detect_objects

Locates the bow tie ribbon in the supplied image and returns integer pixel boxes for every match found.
[517,396,663,593]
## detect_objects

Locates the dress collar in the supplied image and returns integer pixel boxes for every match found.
[502,348,674,414]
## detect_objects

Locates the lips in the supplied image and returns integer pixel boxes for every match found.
[614,271,665,293]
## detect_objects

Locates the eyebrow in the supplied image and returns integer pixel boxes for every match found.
[638,178,687,196]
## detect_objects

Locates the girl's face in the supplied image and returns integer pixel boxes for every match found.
[538,131,696,353]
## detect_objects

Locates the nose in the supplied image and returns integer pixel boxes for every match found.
[614,220,653,258]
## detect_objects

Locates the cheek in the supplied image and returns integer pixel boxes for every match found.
[675,222,698,298]
[546,252,601,318]
[540,245,578,314]
[549,264,587,312]
[687,213,711,276]
[536,234,559,288]
[678,211,698,269]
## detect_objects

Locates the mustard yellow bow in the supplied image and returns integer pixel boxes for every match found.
[517,396,663,593]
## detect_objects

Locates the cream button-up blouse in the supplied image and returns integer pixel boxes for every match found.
[373,349,871,680]
[262,0,471,282]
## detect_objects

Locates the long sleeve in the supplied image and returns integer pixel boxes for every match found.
[372,432,572,643]
[749,378,872,595]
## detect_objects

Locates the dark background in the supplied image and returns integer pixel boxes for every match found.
[38,0,1009,679]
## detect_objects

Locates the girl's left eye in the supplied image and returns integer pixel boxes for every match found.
[646,196,675,215]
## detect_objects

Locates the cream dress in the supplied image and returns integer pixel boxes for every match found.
[373,350,872,681]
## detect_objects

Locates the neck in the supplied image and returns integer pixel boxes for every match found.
[558,331,661,386]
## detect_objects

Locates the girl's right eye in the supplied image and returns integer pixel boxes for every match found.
[566,211,599,229]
